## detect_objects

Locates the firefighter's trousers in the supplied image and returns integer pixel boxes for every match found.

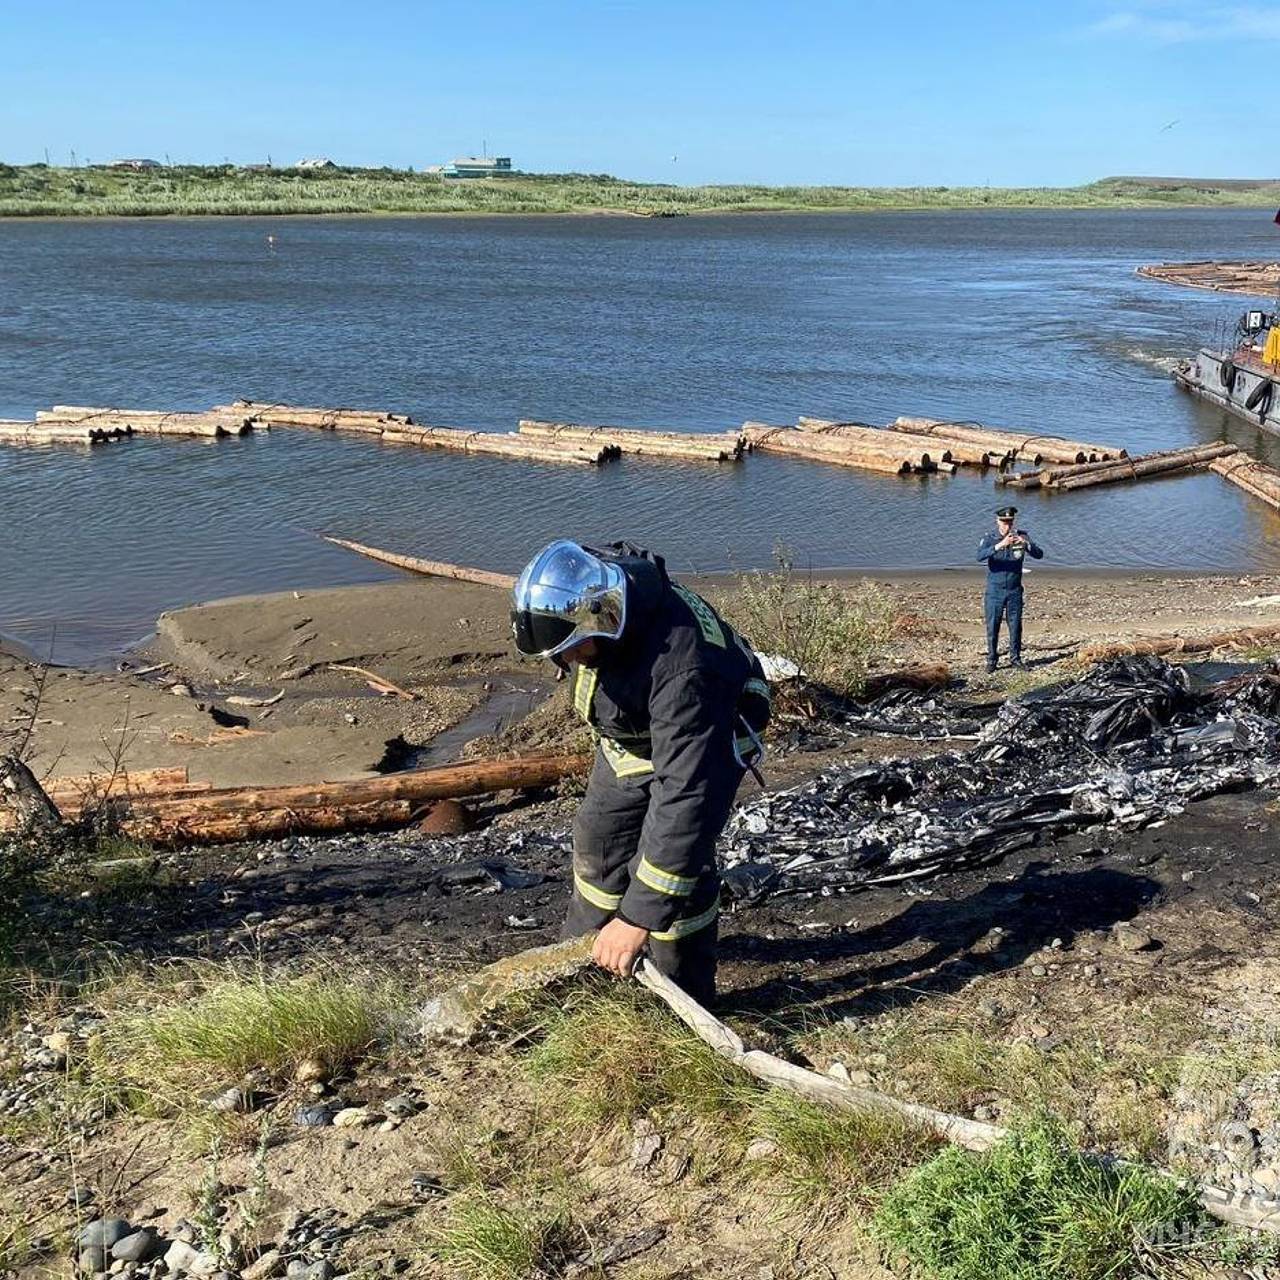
[562,751,739,1005]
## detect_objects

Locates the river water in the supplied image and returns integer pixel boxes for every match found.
[2,208,1279,663]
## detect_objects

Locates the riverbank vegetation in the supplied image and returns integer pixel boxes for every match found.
[3,164,1279,218]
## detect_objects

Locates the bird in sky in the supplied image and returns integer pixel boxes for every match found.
[1160,119,1180,132]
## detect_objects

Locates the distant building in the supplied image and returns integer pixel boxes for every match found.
[296,157,337,169]
[241,163,273,172]
[109,158,161,170]
[441,156,512,179]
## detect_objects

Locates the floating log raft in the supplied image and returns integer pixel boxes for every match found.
[223,401,411,435]
[322,536,516,588]
[38,406,252,437]
[797,416,1004,468]
[741,423,952,475]
[1137,260,1280,299]
[891,416,1123,465]
[0,419,125,444]
[382,424,611,466]
[1005,443,1237,492]
[28,752,591,845]
[1211,451,1280,513]
[518,419,743,463]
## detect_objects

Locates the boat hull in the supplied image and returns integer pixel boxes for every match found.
[1175,348,1280,435]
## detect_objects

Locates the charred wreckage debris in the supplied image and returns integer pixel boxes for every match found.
[396,657,1280,910]
[719,656,1280,901]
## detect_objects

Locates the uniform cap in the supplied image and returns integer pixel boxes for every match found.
[996,505,1018,518]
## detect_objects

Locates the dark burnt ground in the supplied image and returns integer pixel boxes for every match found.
[17,762,1278,1030]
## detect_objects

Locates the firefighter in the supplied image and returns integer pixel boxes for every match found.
[510,540,770,1003]
[977,505,1044,672]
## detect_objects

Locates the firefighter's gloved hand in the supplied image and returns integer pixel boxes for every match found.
[592,918,649,978]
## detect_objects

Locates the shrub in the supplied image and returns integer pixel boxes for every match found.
[723,549,896,711]
[873,1116,1202,1280]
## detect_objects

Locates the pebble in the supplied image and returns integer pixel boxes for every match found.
[1030,964,1048,977]
[745,1138,779,1160]
[162,1242,202,1274]
[111,1230,163,1264]
[332,1107,381,1129]
[79,1221,132,1251]
[241,1248,282,1280]
[630,1118,663,1171]
[1113,923,1155,953]
[382,1094,420,1119]
[80,1246,109,1273]
[203,1085,256,1114]
[294,1105,334,1128]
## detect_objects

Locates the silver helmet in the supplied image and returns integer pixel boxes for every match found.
[511,540,627,658]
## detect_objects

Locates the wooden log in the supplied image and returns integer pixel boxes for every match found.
[747,423,935,470]
[1011,444,1237,490]
[861,663,951,699]
[0,755,63,840]
[39,407,250,437]
[321,535,517,588]
[1049,443,1236,491]
[45,766,195,800]
[1079,622,1280,664]
[75,751,590,845]
[328,663,418,701]
[0,420,120,443]
[501,432,622,461]
[518,419,742,462]
[1212,452,1280,512]
[628,960,1280,1232]
[798,417,1002,468]
[414,936,1280,1232]
[221,401,412,432]
[892,416,1124,465]
[382,425,603,466]
[740,423,926,475]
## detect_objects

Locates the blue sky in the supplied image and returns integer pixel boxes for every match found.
[2,1,1276,186]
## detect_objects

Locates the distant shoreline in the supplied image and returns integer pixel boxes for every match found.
[2,166,1279,220]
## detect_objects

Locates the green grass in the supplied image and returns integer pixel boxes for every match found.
[747,1090,940,1217]
[524,981,745,1131]
[874,1117,1203,1280]
[3,165,1280,218]
[95,963,406,1112]
[429,1190,578,1280]
[813,999,1200,1162]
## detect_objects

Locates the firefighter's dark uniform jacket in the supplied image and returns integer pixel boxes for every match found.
[566,549,769,952]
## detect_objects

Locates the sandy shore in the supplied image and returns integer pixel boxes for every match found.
[4,567,1280,790]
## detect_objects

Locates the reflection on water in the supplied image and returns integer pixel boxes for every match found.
[2,208,1280,663]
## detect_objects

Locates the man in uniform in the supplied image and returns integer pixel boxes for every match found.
[977,505,1044,672]
[510,540,769,1003]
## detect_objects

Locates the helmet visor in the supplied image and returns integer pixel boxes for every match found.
[510,539,627,658]
[510,608,577,658]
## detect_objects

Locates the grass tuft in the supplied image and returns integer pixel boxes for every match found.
[524,981,745,1131]
[96,964,405,1111]
[430,1190,576,1280]
[747,1090,940,1218]
[874,1116,1201,1280]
